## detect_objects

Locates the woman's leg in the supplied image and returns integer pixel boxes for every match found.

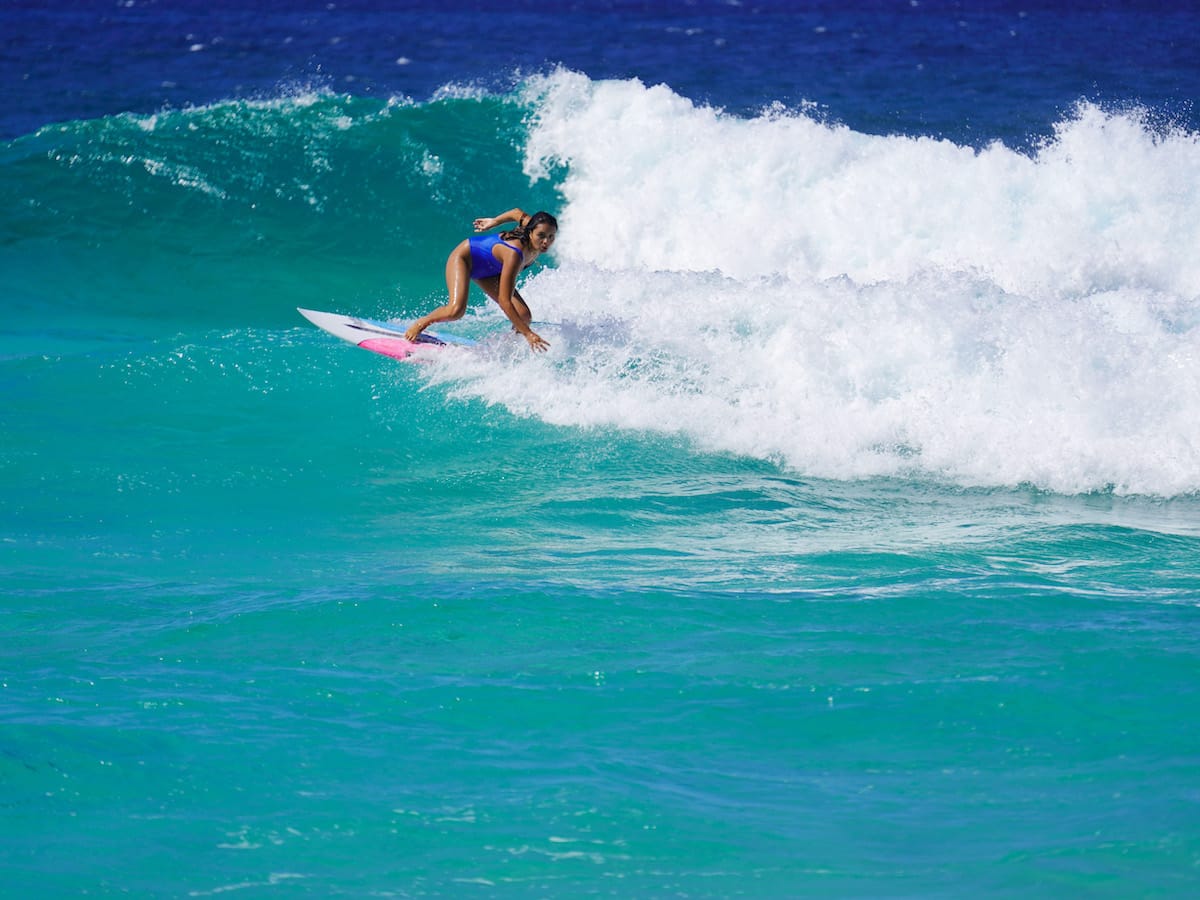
[404,241,472,341]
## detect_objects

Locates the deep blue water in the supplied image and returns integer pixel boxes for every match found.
[3,2,1200,896]
[5,1,1198,144]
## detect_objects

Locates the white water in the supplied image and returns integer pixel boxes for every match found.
[432,72,1200,497]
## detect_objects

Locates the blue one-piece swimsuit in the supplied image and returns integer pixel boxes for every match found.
[468,234,524,279]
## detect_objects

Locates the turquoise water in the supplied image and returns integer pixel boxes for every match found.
[4,44,1200,900]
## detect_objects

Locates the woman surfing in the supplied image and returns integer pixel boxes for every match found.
[405,208,558,352]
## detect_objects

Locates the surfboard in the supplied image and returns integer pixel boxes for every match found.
[297,308,477,361]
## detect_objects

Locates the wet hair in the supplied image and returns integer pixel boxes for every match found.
[503,211,558,248]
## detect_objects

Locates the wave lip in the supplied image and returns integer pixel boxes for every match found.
[524,71,1200,300]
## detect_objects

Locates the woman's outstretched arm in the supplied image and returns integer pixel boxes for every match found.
[473,208,529,232]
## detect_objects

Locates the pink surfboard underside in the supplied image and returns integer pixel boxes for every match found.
[358,337,423,360]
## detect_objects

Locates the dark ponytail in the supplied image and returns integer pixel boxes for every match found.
[503,210,558,248]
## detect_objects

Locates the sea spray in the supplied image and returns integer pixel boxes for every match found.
[523,71,1200,297]
[421,72,1200,496]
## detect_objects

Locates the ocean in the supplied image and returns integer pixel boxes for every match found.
[3,1,1199,896]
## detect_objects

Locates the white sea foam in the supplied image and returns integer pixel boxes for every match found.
[431,72,1200,496]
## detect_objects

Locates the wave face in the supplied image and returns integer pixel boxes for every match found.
[3,72,1197,495]
[420,72,1199,497]
[1,88,557,330]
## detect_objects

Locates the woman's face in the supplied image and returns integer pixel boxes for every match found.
[529,223,557,253]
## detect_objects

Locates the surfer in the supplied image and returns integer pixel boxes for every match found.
[404,208,557,352]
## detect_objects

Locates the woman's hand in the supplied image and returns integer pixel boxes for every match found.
[473,217,496,232]
[525,330,550,353]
